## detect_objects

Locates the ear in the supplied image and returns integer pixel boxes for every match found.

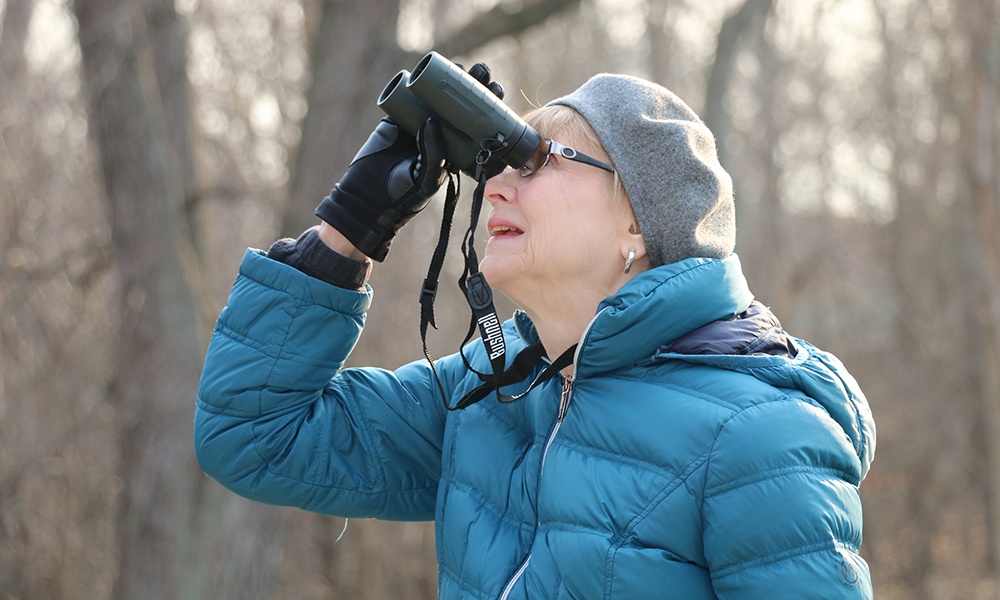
[623,219,648,263]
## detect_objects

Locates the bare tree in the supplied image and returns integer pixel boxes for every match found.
[957,0,1000,586]
[702,0,773,143]
[282,0,407,237]
[74,1,203,597]
[73,1,287,598]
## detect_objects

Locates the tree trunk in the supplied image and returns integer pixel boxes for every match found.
[702,0,773,140]
[74,2,201,598]
[958,0,1000,586]
[138,0,202,252]
[74,2,284,598]
[0,1,38,597]
[282,0,406,236]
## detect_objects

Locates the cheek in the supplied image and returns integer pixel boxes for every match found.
[525,207,571,254]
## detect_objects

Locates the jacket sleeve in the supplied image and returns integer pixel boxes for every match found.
[194,249,449,521]
[702,395,873,599]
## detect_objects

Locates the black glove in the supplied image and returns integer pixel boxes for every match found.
[316,63,504,262]
[315,117,446,262]
[466,62,505,100]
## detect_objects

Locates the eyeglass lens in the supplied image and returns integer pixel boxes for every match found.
[519,139,553,177]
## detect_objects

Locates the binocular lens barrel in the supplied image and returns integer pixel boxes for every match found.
[378,69,482,172]
[377,52,541,176]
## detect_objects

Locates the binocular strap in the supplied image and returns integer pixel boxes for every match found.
[419,169,575,411]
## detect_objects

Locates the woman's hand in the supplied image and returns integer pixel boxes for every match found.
[315,117,447,262]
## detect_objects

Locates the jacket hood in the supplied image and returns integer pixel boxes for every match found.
[657,321,876,479]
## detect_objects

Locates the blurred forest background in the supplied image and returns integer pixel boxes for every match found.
[1,0,998,598]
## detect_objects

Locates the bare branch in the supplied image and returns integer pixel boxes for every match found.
[435,0,584,58]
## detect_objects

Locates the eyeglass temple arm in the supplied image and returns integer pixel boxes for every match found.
[552,140,615,174]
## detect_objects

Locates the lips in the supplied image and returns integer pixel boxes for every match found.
[487,219,523,237]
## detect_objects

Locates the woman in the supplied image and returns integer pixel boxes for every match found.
[195,67,876,599]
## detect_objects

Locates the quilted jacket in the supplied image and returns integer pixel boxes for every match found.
[195,250,876,599]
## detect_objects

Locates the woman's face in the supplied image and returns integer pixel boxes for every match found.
[479,127,639,305]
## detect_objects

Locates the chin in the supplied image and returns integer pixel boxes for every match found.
[478,256,517,293]
[477,261,505,289]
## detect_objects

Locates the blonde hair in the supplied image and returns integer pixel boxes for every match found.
[523,104,630,212]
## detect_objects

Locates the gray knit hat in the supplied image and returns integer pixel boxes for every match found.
[548,74,735,266]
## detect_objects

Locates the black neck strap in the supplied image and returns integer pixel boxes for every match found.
[419,156,574,411]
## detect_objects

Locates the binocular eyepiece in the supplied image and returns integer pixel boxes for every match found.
[378,52,542,177]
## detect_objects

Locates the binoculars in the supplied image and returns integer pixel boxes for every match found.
[378,52,542,176]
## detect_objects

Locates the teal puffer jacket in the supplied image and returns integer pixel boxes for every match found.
[195,250,876,599]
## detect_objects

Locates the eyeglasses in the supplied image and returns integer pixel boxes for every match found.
[519,138,616,178]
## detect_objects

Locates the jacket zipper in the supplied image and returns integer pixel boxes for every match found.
[542,376,574,471]
[557,375,573,421]
[498,375,574,600]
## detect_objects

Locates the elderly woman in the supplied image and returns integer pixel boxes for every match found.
[195,66,876,599]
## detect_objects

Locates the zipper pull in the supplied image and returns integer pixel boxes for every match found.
[557,376,574,422]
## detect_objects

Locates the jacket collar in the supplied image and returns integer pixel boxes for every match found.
[515,254,754,378]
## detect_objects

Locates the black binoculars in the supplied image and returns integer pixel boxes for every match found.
[378,52,542,177]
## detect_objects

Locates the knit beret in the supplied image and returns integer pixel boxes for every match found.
[548,74,735,266]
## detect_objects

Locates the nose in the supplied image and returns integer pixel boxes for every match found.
[484,167,519,205]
